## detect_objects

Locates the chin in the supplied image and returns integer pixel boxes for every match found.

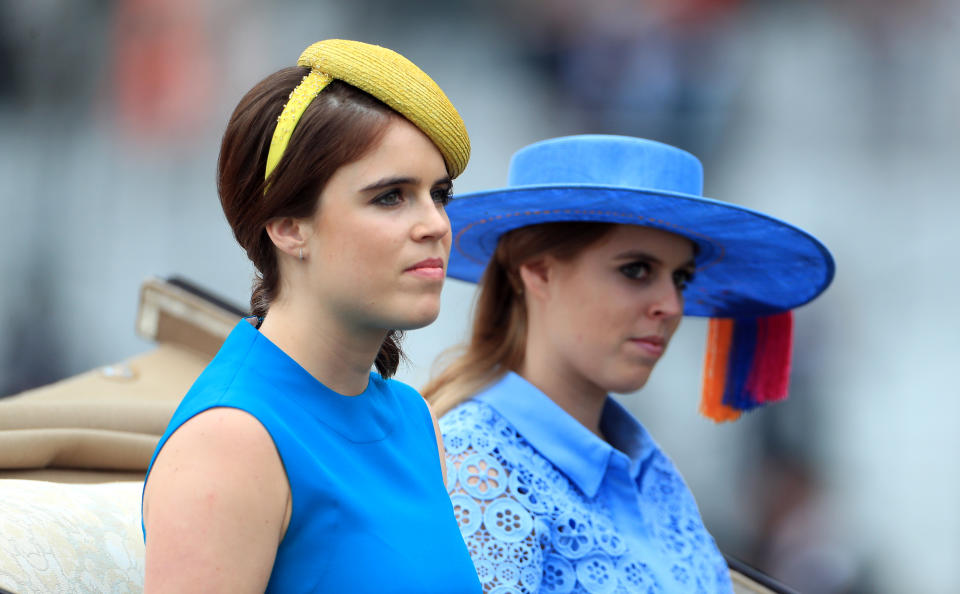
[388,303,441,330]
[603,370,654,395]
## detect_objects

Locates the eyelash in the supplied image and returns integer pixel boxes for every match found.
[673,269,695,290]
[372,189,403,206]
[432,187,453,206]
[619,261,651,280]
[372,187,452,207]
[619,261,695,289]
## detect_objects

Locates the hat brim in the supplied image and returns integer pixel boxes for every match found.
[446,184,835,318]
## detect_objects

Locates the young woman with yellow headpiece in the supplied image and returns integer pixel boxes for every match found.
[141,40,480,592]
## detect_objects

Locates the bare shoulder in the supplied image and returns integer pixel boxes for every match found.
[143,407,290,593]
[144,407,288,510]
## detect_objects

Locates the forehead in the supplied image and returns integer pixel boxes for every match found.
[340,116,447,179]
[589,224,696,264]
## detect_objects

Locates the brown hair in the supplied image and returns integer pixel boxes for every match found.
[217,67,405,377]
[422,222,616,415]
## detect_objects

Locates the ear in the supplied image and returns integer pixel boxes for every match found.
[517,257,552,302]
[264,216,311,259]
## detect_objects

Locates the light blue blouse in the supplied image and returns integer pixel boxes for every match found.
[440,372,733,593]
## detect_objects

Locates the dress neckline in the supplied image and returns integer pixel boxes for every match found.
[225,320,399,443]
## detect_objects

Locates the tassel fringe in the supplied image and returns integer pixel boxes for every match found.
[700,312,793,422]
[699,319,741,422]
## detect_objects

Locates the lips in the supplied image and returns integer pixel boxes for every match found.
[406,257,444,271]
[629,335,665,357]
[405,257,445,280]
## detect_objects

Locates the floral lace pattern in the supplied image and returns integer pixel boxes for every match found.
[0,479,145,593]
[442,401,732,593]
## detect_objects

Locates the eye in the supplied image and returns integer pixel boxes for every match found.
[372,189,403,207]
[673,269,695,290]
[432,186,453,206]
[619,261,650,280]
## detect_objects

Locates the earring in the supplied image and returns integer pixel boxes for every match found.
[299,247,303,261]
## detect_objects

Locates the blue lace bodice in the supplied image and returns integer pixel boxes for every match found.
[439,373,733,593]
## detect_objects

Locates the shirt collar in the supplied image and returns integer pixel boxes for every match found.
[599,395,659,479]
[475,372,658,498]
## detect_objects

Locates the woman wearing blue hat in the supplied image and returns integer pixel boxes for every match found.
[422,135,834,593]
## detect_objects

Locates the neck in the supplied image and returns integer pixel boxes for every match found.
[518,338,608,438]
[257,298,386,396]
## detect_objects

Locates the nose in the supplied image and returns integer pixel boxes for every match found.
[412,195,450,242]
[648,279,684,320]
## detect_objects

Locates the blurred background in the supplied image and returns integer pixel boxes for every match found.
[2,0,958,590]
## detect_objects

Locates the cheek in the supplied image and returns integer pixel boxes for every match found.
[562,288,620,347]
[321,216,399,263]
[664,315,683,340]
[441,231,452,256]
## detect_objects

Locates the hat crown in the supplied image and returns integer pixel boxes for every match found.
[507,135,703,197]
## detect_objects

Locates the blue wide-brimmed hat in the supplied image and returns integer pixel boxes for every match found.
[445,135,836,421]
[447,135,834,317]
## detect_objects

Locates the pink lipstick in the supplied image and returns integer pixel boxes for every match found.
[405,257,444,280]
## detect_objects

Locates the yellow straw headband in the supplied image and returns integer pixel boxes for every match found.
[264,39,470,182]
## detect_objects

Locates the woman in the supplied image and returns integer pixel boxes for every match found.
[142,40,480,593]
[424,134,834,593]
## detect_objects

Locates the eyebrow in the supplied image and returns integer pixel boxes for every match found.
[359,175,452,193]
[614,250,696,270]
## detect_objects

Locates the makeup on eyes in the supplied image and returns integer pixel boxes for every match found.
[614,250,695,287]
[364,177,453,207]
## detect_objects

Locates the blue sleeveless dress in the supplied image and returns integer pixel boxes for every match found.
[144,320,481,593]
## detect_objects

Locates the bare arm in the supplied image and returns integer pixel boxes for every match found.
[142,408,291,593]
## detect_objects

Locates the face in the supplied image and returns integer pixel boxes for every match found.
[531,224,695,396]
[303,116,452,332]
